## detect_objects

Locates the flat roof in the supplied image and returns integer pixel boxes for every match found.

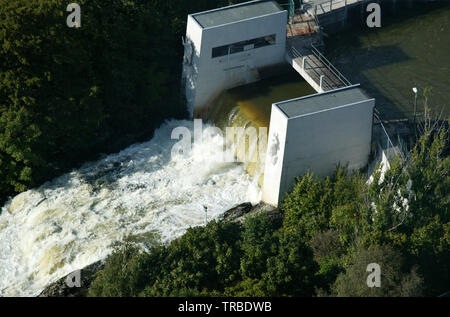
[275,86,371,118]
[192,0,283,29]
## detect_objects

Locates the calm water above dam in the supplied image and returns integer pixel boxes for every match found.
[209,70,315,129]
[325,3,450,120]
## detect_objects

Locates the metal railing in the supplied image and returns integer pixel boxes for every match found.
[312,0,355,15]
[290,45,304,59]
[374,108,406,161]
[288,42,350,90]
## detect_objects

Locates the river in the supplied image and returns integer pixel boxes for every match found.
[325,2,450,120]
[0,3,448,296]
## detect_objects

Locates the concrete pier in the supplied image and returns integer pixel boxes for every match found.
[184,1,380,207]
[284,2,353,93]
[262,85,375,206]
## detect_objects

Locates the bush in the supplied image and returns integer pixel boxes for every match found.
[332,244,423,297]
[89,215,319,297]
[239,215,278,280]
[89,221,243,297]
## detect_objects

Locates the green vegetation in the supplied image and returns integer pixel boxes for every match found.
[1,0,448,298]
[89,128,449,297]
[0,0,241,203]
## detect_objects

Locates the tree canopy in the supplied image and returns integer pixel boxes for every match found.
[89,128,449,297]
[0,0,241,203]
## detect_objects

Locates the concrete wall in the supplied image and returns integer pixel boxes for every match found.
[261,105,289,205]
[183,10,287,117]
[182,15,204,116]
[262,98,375,206]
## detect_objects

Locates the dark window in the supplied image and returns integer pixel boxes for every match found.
[211,34,276,58]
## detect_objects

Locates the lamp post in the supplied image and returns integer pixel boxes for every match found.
[203,205,208,225]
[412,87,418,137]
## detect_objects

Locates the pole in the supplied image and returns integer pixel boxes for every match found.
[289,0,295,23]
[413,92,417,138]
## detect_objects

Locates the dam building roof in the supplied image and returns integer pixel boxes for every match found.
[274,85,372,119]
[192,0,283,29]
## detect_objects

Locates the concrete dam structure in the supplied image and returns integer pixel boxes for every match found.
[262,85,374,205]
[182,0,375,206]
[182,0,288,117]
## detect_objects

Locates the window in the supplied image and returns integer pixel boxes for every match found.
[211,34,276,58]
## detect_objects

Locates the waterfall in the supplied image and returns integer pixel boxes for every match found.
[0,71,313,297]
[0,119,261,296]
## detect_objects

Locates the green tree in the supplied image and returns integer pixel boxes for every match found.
[263,229,318,296]
[368,129,449,295]
[1,0,247,203]
[239,214,278,280]
[281,173,333,239]
[88,244,166,297]
[332,244,423,297]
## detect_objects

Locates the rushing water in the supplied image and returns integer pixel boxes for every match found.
[0,71,313,297]
[209,70,315,184]
[1,4,448,296]
[0,120,261,296]
[209,70,315,129]
[325,2,450,120]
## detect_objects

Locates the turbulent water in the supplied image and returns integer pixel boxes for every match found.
[208,71,315,185]
[0,120,261,296]
[3,2,446,295]
[0,67,313,297]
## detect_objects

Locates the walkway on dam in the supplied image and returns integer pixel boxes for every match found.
[285,33,351,92]
[284,3,354,92]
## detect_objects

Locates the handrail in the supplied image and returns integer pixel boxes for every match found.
[311,44,352,86]
[313,0,353,11]
[290,46,304,59]
[380,120,405,161]
[374,107,405,161]
[289,45,336,91]
[313,9,320,27]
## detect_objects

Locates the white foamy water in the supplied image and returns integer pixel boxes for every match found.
[0,119,261,297]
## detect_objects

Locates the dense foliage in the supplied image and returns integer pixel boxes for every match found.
[0,0,241,203]
[89,216,319,297]
[89,129,449,297]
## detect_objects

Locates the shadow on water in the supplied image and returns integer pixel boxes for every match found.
[324,1,450,121]
[328,42,413,120]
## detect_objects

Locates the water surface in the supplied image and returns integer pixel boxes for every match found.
[325,3,450,120]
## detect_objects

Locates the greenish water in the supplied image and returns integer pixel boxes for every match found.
[206,3,450,180]
[325,3,450,120]
[208,69,315,185]
[211,4,450,123]
[209,69,315,129]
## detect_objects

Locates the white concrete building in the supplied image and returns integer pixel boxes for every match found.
[182,0,287,117]
[262,85,375,206]
[182,2,376,207]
